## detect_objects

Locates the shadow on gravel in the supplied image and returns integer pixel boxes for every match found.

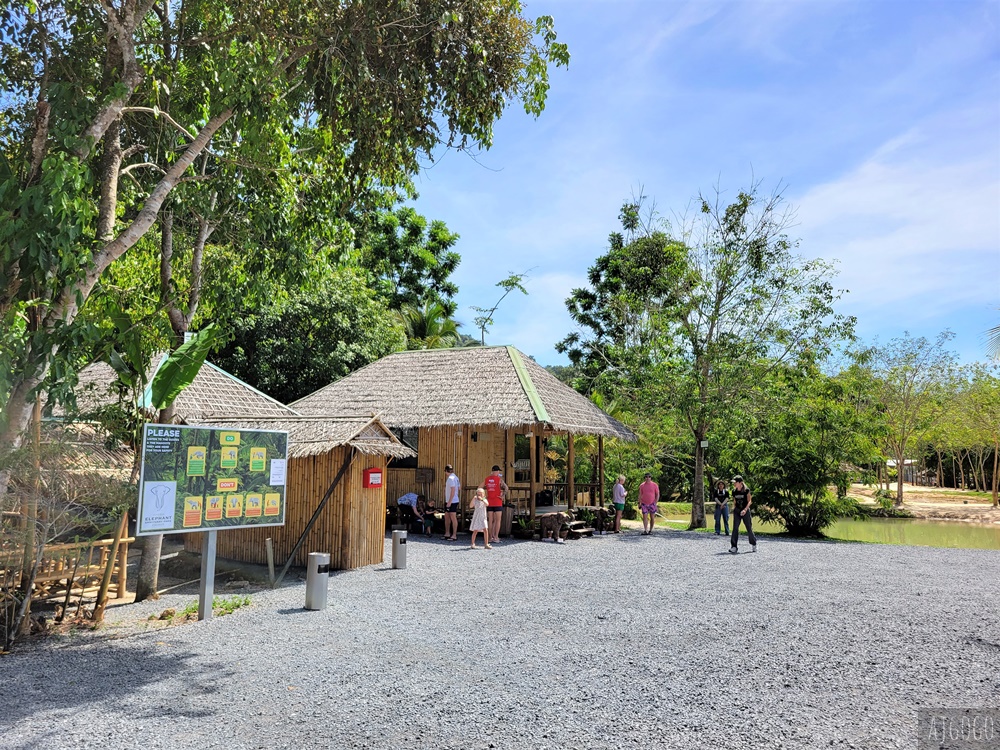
[0,643,221,732]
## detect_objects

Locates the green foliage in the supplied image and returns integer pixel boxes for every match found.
[471,270,530,344]
[150,324,219,410]
[211,268,405,404]
[0,0,569,446]
[395,300,463,350]
[872,489,895,511]
[722,363,881,535]
[353,206,461,316]
[559,185,855,527]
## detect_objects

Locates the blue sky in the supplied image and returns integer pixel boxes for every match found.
[410,0,1000,366]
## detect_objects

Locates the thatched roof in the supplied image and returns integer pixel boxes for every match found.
[291,346,636,441]
[188,415,415,459]
[59,356,299,422]
[41,421,133,481]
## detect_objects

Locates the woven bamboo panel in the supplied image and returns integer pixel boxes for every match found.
[185,449,388,571]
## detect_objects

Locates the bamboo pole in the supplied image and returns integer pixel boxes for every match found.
[567,433,575,509]
[529,429,537,520]
[598,435,605,507]
[93,512,128,624]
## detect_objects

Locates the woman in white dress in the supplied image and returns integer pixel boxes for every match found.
[469,488,491,549]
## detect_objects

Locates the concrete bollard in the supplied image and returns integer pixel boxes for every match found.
[304,551,330,610]
[392,529,407,569]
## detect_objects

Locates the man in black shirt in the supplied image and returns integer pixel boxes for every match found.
[729,476,757,554]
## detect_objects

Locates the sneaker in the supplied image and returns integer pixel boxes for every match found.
[751,544,757,553]
[730,546,738,554]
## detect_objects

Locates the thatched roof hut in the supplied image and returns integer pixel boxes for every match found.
[62,358,413,570]
[291,346,635,440]
[292,346,635,518]
[65,356,298,422]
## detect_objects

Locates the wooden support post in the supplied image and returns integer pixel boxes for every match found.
[117,538,128,599]
[598,435,605,507]
[529,429,538,521]
[567,433,575,509]
[462,425,470,529]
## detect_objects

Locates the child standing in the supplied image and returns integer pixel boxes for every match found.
[469,488,491,549]
[421,498,436,536]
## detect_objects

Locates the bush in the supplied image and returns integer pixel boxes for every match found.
[873,488,894,511]
[754,488,863,537]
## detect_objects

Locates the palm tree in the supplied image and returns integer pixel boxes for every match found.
[395,300,463,350]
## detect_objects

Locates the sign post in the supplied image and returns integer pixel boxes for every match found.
[198,530,217,621]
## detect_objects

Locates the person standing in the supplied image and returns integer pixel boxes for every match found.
[444,464,461,541]
[638,473,660,535]
[729,475,757,553]
[712,479,730,536]
[612,475,627,533]
[479,465,508,544]
[469,488,491,549]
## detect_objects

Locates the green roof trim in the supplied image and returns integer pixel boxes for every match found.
[506,346,550,425]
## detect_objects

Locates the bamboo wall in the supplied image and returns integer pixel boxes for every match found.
[185,448,389,571]
[387,425,514,507]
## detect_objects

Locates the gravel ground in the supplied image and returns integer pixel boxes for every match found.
[2,528,998,750]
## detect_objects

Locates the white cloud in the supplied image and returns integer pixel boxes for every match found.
[795,111,1000,325]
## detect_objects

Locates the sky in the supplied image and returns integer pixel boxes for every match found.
[409,0,1000,366]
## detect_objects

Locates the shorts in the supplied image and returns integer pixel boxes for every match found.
[487,505,504,513]
[640,503,657,515]
[446,503,459,513]
[613,503,625,512]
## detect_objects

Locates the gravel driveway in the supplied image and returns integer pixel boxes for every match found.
[2,528,998,749]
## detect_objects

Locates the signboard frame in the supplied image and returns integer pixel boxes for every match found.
[137,423,290,537]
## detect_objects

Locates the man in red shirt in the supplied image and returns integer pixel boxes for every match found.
[479,464,509,544]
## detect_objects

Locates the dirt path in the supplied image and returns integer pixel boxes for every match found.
[851,484,1000,524]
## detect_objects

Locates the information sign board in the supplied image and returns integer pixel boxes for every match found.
[137,424,289,536]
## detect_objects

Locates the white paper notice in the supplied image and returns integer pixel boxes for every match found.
[269,459,287,486]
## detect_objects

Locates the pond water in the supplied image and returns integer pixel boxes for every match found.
[668,516,1000,551]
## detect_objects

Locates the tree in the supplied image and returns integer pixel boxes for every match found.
[395,300,463,351]
[868,332,955,506]
[354,205,461,316]
[0,0,570,455]
[212,269,406,404]
[720,361,880,535]
[471,270,530,344]
[959,362,1000,507]
[560,185,853,528]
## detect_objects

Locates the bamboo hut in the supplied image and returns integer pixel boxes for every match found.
[291,346,636,519]
[182,415,413,570]
[61,358,414,570]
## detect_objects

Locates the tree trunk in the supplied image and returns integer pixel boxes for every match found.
[690,433,706,528]
[894,451,905,506]
[134,404,176,602]
[991,443,998,508]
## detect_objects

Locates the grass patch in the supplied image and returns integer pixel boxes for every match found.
[168,595,252,622]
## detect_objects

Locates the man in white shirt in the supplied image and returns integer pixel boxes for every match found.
[443,464,461,541]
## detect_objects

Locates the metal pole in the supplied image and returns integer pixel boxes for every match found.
[198,530,217,621]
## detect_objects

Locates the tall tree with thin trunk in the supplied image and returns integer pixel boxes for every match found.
[869,332,955,506]
[560,184,853,528]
